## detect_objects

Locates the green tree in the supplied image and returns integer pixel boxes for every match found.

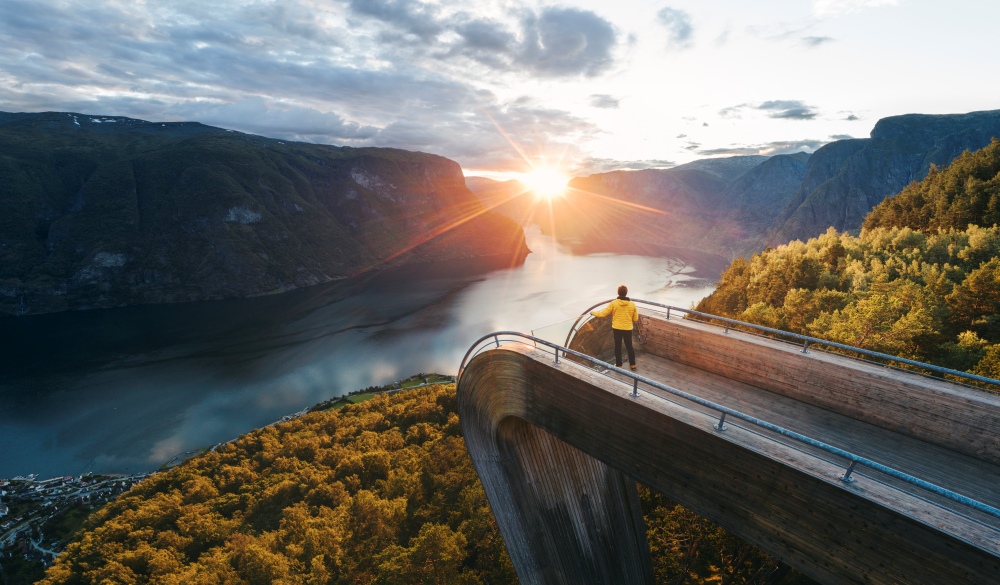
[946,258,1000,341]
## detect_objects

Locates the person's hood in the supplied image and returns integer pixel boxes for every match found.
[616,297,631,304]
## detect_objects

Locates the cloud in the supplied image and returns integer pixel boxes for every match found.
[589,94,620,108]
[340,3,622,79]
[698,139,828,156]
[722,100,819,120]
[347,0,444,40]
[829,134,855,140]
[746,20,817,42]
[517,7,618,77]
[802,36,835,47]
[165,98,379,142]
[758,100,818,120]
[719,104,746,119]
[715,26,731,46]
[368,98,600,171]
[845,113,860,121]
[578,158,676,174]
[0,0,615,173]
[813,0,902,17]
[656,7,694,50]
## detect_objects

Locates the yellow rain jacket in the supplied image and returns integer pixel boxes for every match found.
[591,298,638,330]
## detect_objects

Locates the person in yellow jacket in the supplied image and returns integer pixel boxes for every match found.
[591,285,639,371]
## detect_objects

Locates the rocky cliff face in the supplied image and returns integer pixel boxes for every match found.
[767,110,1000,245]
[0,112,528,316]
[712,152,811,251]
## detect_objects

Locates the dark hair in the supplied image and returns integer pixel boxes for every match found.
[617,285,628,297]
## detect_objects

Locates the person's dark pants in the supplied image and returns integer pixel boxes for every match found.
[613,329,635,367]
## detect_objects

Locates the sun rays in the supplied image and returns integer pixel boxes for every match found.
[520,168,569,199]
[365,115,675,277]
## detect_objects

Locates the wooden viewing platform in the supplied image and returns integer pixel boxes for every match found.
[457,303,1000,585]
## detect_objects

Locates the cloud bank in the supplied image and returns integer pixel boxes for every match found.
[0,0,621,171]
[720,100,820,121]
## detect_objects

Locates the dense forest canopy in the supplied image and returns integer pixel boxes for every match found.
[698,140,1000,382]
[864,138,1000,232]
[40,385,811,584]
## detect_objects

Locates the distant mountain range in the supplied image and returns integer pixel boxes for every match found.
[468,110,1000,258]
[0,112,527,316]
[768,110,1000,246]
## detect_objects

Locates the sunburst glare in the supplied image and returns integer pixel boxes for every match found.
[521,168,569,199]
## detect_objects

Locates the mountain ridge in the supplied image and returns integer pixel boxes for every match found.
[767,109,1000,245]
[468,109,1000,259]
[0,111,529,316]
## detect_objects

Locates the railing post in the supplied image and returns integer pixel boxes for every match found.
[724,322,730,334]
[666,307,671,320]
[715,412,727,431]
[632,378,639,398]
[494,335,500,348]
[840,460,857,483]
[554,348,560,364]
[802,339,809,354]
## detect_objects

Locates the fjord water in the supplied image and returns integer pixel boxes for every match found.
[0,228,723,478]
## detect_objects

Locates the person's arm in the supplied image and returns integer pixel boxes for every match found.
[591,302,614,318]
[632,304,639,323]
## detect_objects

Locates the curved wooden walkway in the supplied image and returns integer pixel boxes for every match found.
[457,307,1000,585]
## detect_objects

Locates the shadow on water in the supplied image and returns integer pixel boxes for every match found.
[0,230,723,477]
[0,257,507,382]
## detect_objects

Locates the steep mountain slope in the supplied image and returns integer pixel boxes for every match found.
[710,152,811,252]
[768,110,1000,245]
[864,138,1000,231]
[0,112,528,316]
[696,139,1000,382]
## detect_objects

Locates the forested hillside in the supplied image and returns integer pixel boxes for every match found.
[697,141,1000,382]
[864,139,1000,232]
[39,385,812,584]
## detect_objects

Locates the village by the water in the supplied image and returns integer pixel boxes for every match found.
[0,374,452,572]
[1,472,149,567]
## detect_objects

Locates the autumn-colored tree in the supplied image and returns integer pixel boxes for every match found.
[697,140,1000,386]
[40,383,812,585]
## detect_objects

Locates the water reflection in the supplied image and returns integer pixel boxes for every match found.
[0,228,723,477]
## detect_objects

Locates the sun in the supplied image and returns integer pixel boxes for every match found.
[521,168,569,199]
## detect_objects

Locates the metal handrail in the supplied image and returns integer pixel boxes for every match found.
[566,298,1000,390]
[457,330,1000,523]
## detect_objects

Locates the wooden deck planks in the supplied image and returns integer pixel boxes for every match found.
[600,350,1000,526]
[630,313,1000,466]
[458,346,1000,585]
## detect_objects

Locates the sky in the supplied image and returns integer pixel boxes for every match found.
[1,0,999,179]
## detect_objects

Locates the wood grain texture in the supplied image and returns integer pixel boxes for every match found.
[459,315,1000,584]
[458,348,654,585]
[632,314,1000,465]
